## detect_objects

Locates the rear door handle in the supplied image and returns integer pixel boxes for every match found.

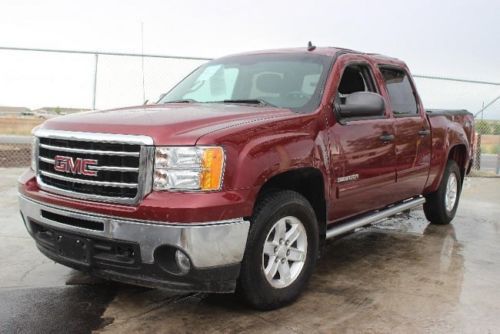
[418,129,431,136]
[379,133,395,142]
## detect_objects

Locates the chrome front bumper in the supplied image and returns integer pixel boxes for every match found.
[18,195,250,269]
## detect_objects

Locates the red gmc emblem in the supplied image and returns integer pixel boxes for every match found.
[54,155,98,176]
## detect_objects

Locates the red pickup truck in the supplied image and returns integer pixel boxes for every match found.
[19,46,474,309]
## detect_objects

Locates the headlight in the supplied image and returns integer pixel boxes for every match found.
[31,136,38,171]
[153,146,225,191]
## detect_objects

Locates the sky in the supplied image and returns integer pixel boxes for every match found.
[0,0,499,118]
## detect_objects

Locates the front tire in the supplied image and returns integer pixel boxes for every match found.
[237,190,319,310]
[424,160,462,225]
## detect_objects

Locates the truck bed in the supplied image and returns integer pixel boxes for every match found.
[423,108,475,192]
[426,109,473,117]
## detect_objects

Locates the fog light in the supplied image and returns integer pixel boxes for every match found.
[175,250,191,275]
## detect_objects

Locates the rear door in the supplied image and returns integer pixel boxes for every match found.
[378,66,431,198]
[328,56,399,221]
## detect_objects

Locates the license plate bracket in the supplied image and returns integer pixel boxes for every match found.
[55,233,90,264]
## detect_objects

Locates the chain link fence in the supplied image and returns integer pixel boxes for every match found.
[472,131,500,175]
[0,136,31,167]
[0,46,499,174]
[412,75,500,175]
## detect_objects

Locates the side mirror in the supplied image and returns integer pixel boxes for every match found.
[337,92,385,118]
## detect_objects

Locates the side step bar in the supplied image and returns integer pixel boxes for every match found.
[325,197,426,239]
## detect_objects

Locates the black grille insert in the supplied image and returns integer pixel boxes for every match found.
[41,210,104,231]
[40,176,138,198]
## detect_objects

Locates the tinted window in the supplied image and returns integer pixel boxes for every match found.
[338,65,377,95]
[336,64,378,107]
[380,68,418,114]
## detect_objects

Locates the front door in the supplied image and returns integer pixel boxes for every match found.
[327,58,398,222]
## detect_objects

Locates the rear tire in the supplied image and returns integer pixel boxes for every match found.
[237,190,319,310]
[424,160,462,225]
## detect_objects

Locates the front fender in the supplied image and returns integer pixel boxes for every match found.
[197,112,331,206]
[231,130,330,193]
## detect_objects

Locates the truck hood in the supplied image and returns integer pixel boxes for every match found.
[41,103,294,145]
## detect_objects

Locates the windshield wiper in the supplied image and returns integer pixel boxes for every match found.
[164,98,277,107]
[163,99,198,104]
[215,99,277,107]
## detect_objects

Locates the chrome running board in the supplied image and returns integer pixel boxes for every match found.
[326,197,426,239]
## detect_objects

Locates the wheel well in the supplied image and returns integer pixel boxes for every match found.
[255,168,327,240]
[448,144,467,180]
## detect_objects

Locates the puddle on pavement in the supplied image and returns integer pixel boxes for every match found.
[361,208,430,235]
[0,284,118,334]
[65,270,109,286]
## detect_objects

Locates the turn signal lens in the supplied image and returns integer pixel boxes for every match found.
[200,147,224,191]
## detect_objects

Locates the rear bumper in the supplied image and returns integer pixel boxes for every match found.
[19,194,250,292]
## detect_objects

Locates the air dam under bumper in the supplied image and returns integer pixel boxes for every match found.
[18,194,250,293]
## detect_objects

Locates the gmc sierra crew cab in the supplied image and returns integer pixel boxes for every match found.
[19,46,475,310]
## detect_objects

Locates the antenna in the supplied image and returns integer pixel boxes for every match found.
[141,22,146,103]
[307,41,316,51]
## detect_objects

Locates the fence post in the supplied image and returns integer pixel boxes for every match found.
[475,133,481,170]
[92,53,99,110]
[496,153,500,175]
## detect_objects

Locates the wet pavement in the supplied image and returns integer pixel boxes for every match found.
[2,167,500,333]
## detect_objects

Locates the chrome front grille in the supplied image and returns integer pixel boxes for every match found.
[34,129,154,205]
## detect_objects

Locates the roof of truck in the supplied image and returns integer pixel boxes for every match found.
[223,47,405,65]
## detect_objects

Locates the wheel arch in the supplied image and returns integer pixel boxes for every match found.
[448,144,468,182]
[253,167,327,245]
[424,125,472,194]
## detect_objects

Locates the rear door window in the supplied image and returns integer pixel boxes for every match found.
[379,68,418,115]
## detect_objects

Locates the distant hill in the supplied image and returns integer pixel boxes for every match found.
[0,106,31,115]
[0,106,90,117]
[33,107,90,115]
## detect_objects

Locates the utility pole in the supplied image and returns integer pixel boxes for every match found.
[141,22,146,104]
[92,53,99,110]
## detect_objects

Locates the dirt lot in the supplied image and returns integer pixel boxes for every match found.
[480,134,500,154]
[0,116,44,136]
[2,168,500,333]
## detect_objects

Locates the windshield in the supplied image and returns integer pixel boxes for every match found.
[159,53,332,112]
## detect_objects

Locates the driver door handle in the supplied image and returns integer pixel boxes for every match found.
[379,133,395,142]
[418,129,431,136]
